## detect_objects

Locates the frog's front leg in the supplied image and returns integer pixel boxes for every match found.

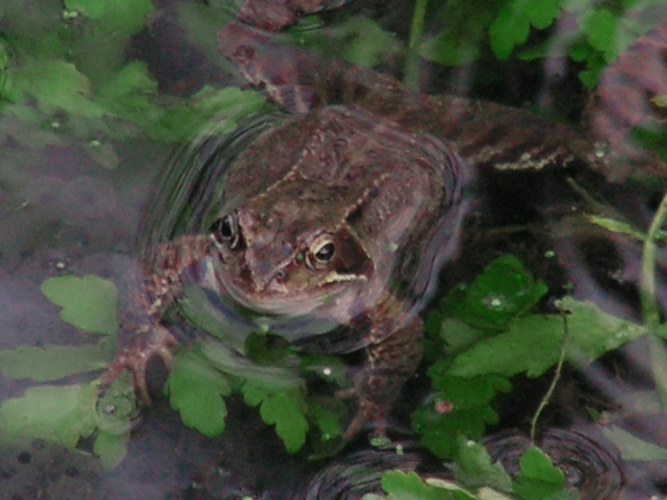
[101,234,213,403]
[339,317,424,441]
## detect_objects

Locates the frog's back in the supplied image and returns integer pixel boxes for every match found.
[222,105,469,316]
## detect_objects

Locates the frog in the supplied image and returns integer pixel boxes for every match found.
[104,0,667,441]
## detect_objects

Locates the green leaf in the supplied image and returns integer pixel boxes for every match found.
[489,2,530,60]
[243,379,308,453]
[165,347,231,437]
[7,60,103,118]
[290,15,400,69]
[0,383,98,448]
[245,332,293,365]
[65,0,105,19]
[489,0,561,59]
[415,403,501,459]
[419,0,498,66]
[41,275,118,336]
[586,215,646,241]
[94,430,129,470]
[94,371,136,468]
[300,354,349,387]
[93,0,154,38]
[583,8,619,61]
[443,254,548,331]
[602,425,667,461]
[0,344,109,382]
[379,471,461,499]
[512,448,579,500]
[307,396,346,441]
[453,435,514,493]
[447,298,646,378]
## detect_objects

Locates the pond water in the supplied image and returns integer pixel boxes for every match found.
[1,0,667,498]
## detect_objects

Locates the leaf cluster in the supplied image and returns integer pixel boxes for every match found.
[415,255,647,460]
[0,275,133,469]
[418,0,663,89]
[365,435,578,500]
[0,0,267,163]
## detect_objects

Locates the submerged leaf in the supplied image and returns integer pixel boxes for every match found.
[602,425,667,461]
[379,470,462,499]
[512,447,579,500]
[0,383,98,448]
[0,344,109,382]
[166,347,232,437]
[442,254,548,331]
[41,275,118,336]
[243,379,308,453]
[447,298,646,378]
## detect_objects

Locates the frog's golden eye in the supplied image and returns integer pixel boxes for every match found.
[306,237,335,270]
[211,214,240,249]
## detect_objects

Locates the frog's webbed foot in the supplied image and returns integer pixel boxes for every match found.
[100,324,179,405]
[337,318,424,441]
[337,384,392,441]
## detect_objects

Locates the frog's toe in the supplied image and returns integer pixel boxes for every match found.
[101,325,179,405]
[341,398,389,441]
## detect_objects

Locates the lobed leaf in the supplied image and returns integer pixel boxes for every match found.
[0,383,98,448]
[447,298,646,379]
[0,344,109,382]
[165,347,232,437]
[41,275,118,336]
[243,379,308,453]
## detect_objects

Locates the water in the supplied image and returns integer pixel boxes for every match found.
[1,0,667,498]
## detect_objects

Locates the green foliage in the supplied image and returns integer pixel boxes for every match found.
[0,383,98,449]
[418,0,662,88]
[0,275,132,468]
[243,379,309,453]
[163,336,345,454]
[413,371,511,457]
[441,255,548,331]
[0,373,136,469]
[452,436,513,494]
[489,0,562,60]
[602,424,667,461]
[41,275,118,337]
[370,471,465,499]
[416,255,647,460]
[367,438,578,499]
[164,345,231,437]
[0,344,109,382]
[512,448,579,500]
[0,0,267,157]
[291,15,401,68]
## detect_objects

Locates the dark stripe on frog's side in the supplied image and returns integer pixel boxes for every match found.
[219,21,598,178]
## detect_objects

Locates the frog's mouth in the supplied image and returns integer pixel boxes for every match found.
[207,253,365,318]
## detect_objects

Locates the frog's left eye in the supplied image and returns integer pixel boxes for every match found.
[210,213,240,249]
[306,236,335,270]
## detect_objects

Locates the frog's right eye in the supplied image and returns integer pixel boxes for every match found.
[211,214,240,249]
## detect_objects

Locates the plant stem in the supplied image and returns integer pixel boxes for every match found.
[530,310,568,443]
[404,0,428,90]
[640,189,667,408]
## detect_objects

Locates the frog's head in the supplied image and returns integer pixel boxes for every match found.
[208,187,374,317]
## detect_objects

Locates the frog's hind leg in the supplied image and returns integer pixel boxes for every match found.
[99,323,179,405]
[338,317,424,441]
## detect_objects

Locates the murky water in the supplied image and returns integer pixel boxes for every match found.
[1,0,667,498]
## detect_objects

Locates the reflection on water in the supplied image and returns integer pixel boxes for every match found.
[1,0,667,498]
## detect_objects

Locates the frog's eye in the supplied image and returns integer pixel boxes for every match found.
[211,214,240,249]
[306,236,335,270]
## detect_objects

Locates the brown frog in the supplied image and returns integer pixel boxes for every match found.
[104,0,667,440]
